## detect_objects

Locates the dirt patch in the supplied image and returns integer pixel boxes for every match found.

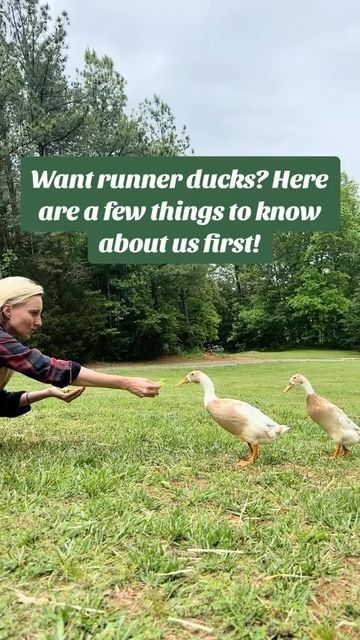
[85,353,257,369]
[310,556,360,637]
[106,583,170,622]
[155,353,252,364]
[165,631,215,640]
[17,513,35,528]
[166,618,217,640]
[85,352,360,370]
[225,512,272,527]
[170,477,208,490]
[194,478,208,490]
[105,584,146,616]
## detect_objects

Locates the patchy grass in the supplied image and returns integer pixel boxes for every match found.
[310,556,360,639]
[1,357,360,638]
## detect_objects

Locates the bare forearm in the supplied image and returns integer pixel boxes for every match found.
[72,367,160,398]
[19,389,52,406]
[19,386,85,406]
[72,367,130,390]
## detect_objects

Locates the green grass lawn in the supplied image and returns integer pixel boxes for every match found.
[1,358,360,639]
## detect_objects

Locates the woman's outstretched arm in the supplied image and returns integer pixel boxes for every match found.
[0,328,160,397]
[73,366,160,397]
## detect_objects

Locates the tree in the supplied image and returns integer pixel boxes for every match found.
[135,95,191,156]
[75,49,137,157]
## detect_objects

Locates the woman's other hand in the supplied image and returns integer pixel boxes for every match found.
[48,386,86,402]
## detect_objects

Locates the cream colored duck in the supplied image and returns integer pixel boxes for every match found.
[284,374,360,458]
[177,370,289,466]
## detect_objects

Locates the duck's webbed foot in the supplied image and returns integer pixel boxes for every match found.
[331,444,341,459]
[238,444,259,467]
[342,445,350,457]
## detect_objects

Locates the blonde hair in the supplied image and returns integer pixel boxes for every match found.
[0,277,44,389]
[0,276,44,311]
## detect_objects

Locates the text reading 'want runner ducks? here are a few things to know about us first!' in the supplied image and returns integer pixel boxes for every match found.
[21,156,340,264]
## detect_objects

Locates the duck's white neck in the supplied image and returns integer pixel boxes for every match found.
[199,373,217,406]
[302,379,315,396]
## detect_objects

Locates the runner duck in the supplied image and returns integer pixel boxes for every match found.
[177,370,289,466]
[284,374,360,458]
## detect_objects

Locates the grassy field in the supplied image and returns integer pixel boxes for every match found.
[1,356,360,639]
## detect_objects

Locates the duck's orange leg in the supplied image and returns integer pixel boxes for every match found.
[238,444,259,467]
[244,442,253,460]
[331,444,341,459]
[342,445,350,457]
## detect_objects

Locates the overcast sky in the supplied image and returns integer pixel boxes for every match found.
[49,0,360,183]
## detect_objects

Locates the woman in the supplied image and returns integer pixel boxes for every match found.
[0,276,160,418]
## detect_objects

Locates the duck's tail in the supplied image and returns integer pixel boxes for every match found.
[277,424,290,434]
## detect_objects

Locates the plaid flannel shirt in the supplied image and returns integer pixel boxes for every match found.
[0,326,81,418]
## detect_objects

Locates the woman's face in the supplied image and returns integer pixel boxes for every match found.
[1,295,43,339]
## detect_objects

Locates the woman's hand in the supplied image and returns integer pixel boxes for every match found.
[122,377,161,398]
[48,386,86,402]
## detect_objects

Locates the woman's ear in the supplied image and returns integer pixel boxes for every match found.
[1,304,11,319]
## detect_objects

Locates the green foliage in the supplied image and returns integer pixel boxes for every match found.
[222,177,360,351]
[76,49,136,157]
[343,278,360,348]
[135,95,191,156]
[87,264,219,360]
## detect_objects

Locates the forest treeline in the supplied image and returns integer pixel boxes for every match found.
[1,0,359,361]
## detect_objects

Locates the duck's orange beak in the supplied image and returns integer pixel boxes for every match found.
[283,383,294,392]
[176,377,189,387]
